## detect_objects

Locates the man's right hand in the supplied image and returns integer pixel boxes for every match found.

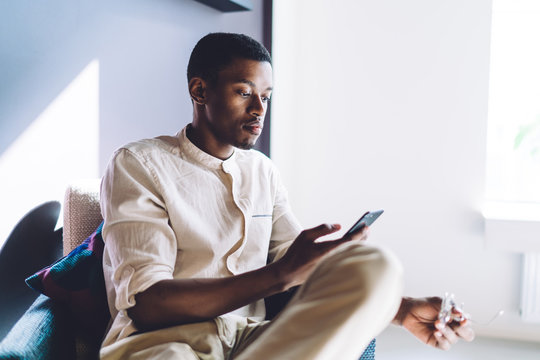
[275,223,370,289]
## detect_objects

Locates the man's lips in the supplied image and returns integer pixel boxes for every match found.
[243,120,263,135]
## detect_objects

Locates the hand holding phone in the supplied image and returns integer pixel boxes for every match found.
[344,209,384,237]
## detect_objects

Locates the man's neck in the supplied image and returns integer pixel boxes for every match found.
[186,123,234,160]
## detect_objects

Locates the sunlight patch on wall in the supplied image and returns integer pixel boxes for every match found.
[0,60,100,247]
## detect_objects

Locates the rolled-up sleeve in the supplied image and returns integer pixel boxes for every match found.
[101,148,176,312]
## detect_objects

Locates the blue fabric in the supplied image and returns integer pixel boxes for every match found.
[0,295,75,360]
[25,222,109,335]
[360,339,376,360]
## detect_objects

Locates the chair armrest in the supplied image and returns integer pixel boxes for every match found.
[0,294,75,359]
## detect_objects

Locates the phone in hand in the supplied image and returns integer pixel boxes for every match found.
[344,209,384,237]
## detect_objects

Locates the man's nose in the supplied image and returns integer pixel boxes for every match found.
[249,96,265,117]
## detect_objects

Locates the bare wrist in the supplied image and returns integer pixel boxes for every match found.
[392,297,413,326]
[266,260,292,293]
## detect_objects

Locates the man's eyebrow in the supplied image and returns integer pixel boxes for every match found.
[237,79,273,91]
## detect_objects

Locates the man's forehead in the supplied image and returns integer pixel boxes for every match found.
[217,59,273,84]
[235,78,273,91]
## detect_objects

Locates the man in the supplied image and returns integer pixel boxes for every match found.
[99,33,474,359]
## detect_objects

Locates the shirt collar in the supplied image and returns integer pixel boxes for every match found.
[176,125,237,170]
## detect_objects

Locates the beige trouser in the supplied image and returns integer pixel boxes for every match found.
[100,243,403,360]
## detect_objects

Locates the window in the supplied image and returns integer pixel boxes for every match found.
[486,0,540,205]
[485,0,540,323]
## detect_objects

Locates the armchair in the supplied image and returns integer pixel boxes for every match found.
[0,180,104,360]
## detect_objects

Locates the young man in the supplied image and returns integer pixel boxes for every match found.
[99,33,474,359]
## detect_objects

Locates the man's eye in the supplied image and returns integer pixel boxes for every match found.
[239,91,251,97]
[261,96,271,103]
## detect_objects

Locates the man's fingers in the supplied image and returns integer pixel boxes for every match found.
[316,232,363,253]
[436,323,459,345]
[344,224,370,241]
[300,223,341,242]
[455,320,475,342]
[426,334,439,348]
[434,332,451,350]
[427,331,450,350]
[299,222,368,255]
[432,319,474,351]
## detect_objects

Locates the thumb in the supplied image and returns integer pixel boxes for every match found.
[300,223,341,242]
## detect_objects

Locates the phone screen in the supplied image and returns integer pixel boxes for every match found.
[345,209,384,236]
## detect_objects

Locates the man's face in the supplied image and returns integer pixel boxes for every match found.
[202,58,273,150]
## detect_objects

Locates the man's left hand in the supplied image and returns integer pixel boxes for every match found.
[393,296,475,350]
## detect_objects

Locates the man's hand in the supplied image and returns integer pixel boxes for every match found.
[129,222,368,330]
[275,223,370,289]
[393,296,475,350]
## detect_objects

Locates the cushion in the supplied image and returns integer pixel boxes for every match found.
[25,222,109,335]
[0,294,76,359]
[360,339,376,360]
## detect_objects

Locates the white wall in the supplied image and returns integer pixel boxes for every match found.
[272,0,540,341]
[0,0,264,246]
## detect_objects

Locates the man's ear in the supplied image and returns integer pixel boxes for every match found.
[189,77,207,105]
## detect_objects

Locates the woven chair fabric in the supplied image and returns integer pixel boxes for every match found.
[63,180,102,256]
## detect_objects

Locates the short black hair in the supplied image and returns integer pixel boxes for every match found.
[187,32,271,84]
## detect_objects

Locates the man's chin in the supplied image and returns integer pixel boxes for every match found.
[237,141,256,150]
[233,133,260,150]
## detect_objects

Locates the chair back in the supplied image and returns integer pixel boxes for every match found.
[63,180,102,256]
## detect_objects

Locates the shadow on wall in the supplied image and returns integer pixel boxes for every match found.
[0,201,62,339]
[0,0,264,165]
[1,1,98,155]
[0,0,264,247]
[0,1,145,153]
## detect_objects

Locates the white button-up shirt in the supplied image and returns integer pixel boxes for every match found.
[100,126,302,346]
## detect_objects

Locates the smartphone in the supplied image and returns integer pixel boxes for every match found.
[344,209,384,236]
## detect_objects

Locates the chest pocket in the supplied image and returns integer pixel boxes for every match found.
[241,212,273,268]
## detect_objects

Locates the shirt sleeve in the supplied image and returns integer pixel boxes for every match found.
[268,166,303,263]
[100,148,176,312]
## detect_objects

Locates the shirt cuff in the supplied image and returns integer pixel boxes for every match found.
[113,264,173,312]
